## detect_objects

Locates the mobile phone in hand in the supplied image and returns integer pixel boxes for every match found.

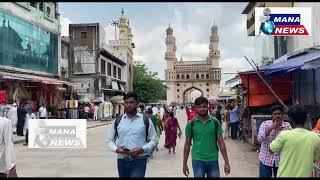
[123,147,130,152]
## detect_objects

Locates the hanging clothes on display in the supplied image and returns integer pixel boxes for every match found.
[0,90,6,104]
[103,101,113,118]
[99,102,104,119]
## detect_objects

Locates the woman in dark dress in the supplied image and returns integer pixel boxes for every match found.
[164,111,181,154]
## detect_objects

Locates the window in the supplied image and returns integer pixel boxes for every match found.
[181,75,185,79]
[206,83,209,86]
[177,75,180,79]
[118,67,121,79]
[177,95,180,98]
[30,2,37,8]
[81,32,87,38]
[177,89,180,92]
[101,60,106,75]
[186,74,190,79]
[81,84,83,88]
[101,77,106,87]
[46,6,51,16]
[177,83,180,86]
[39,2,43,11]
[88,83,91,87]
[196,74,199,79]
[113,65,117,78]
[201,74,204,79]
[107,63,111,76]
[207,89,209,92]
[206,74,209,79]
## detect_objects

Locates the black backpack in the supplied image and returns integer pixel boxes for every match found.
[114,114,150,142]
[190,116,220,150]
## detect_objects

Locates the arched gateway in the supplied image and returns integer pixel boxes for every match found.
[164,23,221,104]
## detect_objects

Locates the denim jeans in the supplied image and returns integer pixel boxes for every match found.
[192,160,220,177]
[230,121,239,139]
[117,156,148,177]
[259,161,278,178]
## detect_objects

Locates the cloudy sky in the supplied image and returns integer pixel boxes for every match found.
[59,2,256,86]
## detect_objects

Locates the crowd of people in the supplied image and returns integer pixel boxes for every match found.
[1,101,48,147]
[105,92,320,178]
[1,91,319,177]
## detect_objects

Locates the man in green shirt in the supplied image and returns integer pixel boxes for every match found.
[183,97,230,177]
[270,105,320,177]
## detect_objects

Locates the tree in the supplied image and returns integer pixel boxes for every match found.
[133,60,167,103]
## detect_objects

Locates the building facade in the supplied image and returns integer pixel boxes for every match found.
[61,36,70,80]
[0,2,73,118]
[0,2,60,76]
[165,24,221,104]
[69,23,127,101]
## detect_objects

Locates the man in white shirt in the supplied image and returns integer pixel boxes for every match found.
[152,105,158,116]
[39,104,48,119]
[7,103,18,134]
[159,106,165,121]
[0,117,17,177]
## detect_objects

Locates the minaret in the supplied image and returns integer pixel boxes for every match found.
[119,9,129,43]
[208,21,220,68]
[109,8,134,91]
[165,24,177,69]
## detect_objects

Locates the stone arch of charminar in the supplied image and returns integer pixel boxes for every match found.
[164,22,221,105]
[182,86,203,104]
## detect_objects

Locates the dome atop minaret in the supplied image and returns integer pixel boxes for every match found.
[120,8,127,23]
[166,23,173,34]
[211,19,218,32]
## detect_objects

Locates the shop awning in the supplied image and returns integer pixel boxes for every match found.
[0,72,74,86]
[239,73,292,107]
[302,57,320,70]
[260,50,320,75]
[239,50,320,75]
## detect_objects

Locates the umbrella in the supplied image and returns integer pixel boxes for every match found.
[93,97,104,103]
[79,97,90,104]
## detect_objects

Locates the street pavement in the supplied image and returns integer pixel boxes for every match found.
[14,110,259,177]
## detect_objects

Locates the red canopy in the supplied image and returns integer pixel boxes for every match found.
[239,72,292,107]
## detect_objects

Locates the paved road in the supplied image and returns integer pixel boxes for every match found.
[15,109,258,177]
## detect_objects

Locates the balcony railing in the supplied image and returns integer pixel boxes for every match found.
[247,15,255,30]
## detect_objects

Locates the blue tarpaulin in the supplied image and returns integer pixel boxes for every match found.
[260,50,320,75]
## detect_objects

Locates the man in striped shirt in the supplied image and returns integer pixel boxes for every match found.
[257,105,292,177]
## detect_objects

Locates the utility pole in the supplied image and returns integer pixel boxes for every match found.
[110,19,119,40]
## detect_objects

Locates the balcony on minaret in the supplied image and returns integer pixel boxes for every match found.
[210,36,219,42]
[209,50,220,58]
[165,52,176,59]
[165,37,175,44]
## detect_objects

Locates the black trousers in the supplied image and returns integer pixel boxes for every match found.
[231,121,239,139]
[16,119,25,136]
[25,129,29,144]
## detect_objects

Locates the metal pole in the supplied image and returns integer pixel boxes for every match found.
[244,56,288,111]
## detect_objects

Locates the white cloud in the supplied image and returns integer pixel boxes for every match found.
[60,15,72,36]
